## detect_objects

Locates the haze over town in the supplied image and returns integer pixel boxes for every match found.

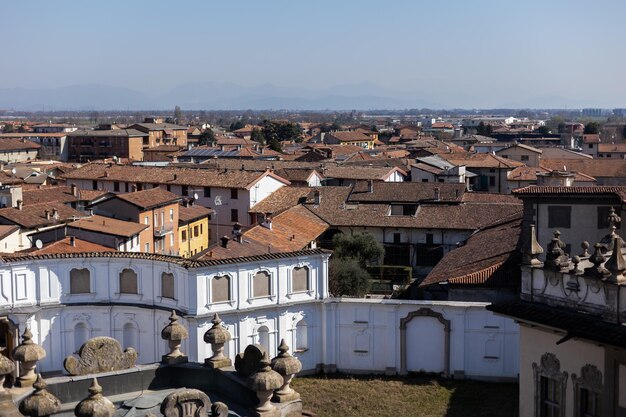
[2,0,626,109]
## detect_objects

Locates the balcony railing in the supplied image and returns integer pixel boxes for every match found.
[154,223,174,237]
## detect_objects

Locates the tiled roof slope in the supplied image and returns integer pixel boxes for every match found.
[0,138,41,150]
[30,237,116,255]
[420,216,522,287]
[512,185,626,201]
[540,159,626,178]
[178,203,213,223]
[63,163,290,189]
[249,187,313,214]
[0,248,331,268]
[442,153,524,169]
[0,202,83,228]
[22,186,78,205]
[68,215,147,237]
[349,181,465,203]
[115,188,181,209]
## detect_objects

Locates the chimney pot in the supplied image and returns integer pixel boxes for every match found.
[71,183,78,197]
[434,187,441,201]
[314,190,321,205]
[16,200,23,210]
[367,180,374,193]
[70,236,76,247]
[220,235,230,248]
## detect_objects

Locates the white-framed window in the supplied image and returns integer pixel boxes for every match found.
[169,208,174,222]
[253,271,271,298]
[292,266,310,293]
[69,268,90,294]
[161,272,175,299]
[122,322,138,350]
[211,275,231,303]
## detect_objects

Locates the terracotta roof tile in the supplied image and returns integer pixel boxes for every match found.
[249,187,312,214]
[540,159,626,178]
[22,186,78,205]
[178,203,213,224]
[0,138,41,151]
[0,201,84,228]
[31,237,116,255]
[67,215,147,237]
[115,188,181,209]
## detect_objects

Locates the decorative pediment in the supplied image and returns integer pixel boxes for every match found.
[64,336,137,375]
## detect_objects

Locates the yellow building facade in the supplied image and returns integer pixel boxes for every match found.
[178,203,211,258]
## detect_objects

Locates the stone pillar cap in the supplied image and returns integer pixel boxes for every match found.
[74,378,115,417]
[161,311,188,342]
[204,313,232,345]
[19,374,61,417]
[0,350,15,375]
[248,352,283,392]
[271,339,302,376]
[13,328,46,362]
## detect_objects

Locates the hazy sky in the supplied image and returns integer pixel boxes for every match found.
[2,0,626,107]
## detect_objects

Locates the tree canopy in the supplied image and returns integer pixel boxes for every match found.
[476,121,493,136]
[251,128,266,145]
[584,122,600,134]
[328,232,384,297]
[198,129,216,146]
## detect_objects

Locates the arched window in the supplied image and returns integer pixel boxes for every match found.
[123,323,138,350]
[119,268,138,294]
[253,271,271,298]
[70,268,90,294]
[161,272,175,299]
[296,320,308,351]
[74,323,89,353]
[257,326,270,352]
[292,267,309,293]
[212,275,231,303]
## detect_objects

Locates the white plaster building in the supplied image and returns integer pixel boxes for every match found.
[0,250,519,381]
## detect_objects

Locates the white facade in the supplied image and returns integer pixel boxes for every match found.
[0,251,518,381]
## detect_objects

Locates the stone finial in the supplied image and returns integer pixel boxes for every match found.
[580,241,590,258]
[544,230,570,270]
[203,314,232,369]
[584,243,611,279]
[566,256,582,292]
[608,207,621,234]
[74,378,115,417]
[0,350,15,394]
[19,374,61,417]
[64,337,137,376]
[248,352,283,417]
[523,224,543,267]
[270,339,302,403]
[161,311,188,365]
[604,237,626,284]
[12,328,46,387]
[210,402,229,417]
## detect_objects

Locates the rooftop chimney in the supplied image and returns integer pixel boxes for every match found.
[220,235,230,248]
[173,174,178,181]
[131,184,137,193]
[434,187,441,201]
[45,209,50,220]
[16,200,23,211]
[52,208,58,219]
[261,218,273,231]
[367,180,374,193]
[71,183,78,197]
[70,236,76,247]
[314,190,321,206]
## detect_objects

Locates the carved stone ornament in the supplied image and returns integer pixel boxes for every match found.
[584,243,611,279]
[248,352,283,417]
[523,223,544,267]
[161,311,189,364]
[0,350,15,394]
[210,402,229,417]
[235,344,267,377]
[270,339,302,403]
[203,313,232,369]
[74,378,115,417]
[604,236,626,283]
[544,230,570,270]
[572,364,603,417]
[19,374,61,417]
[160,389,211,417]
[63,336,138,376]
[13,328,46,387]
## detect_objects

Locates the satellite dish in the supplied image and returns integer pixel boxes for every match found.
[11,168,16,176]
[214,196,222,206]
[193,193,199,200]
[35,239,43,249]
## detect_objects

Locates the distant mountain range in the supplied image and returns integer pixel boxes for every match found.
[0,82,445,111]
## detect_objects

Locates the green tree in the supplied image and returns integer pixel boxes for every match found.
[174,105,182,123]
[332,232,384,266]
[251,128,266,145]
[476,121,493,136]
[329,257,372,297]
[2,124,15,133]
[537,126,550,135]
[584,122,600,134]
[229,121,245,131]
[198,129,216,146]
[261,120,302,148]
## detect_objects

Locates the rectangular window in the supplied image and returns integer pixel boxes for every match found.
[426,233,434,244]
[113,181,120,192]
[421,178,429,182]
[181,185,188,196]
[521,155,529,161]
[182,230,187,242]
[169,208,174,222]
[145,243,149,252]
[166,184,171,191]
[588,143,593,149]
[125,182,129,192]
[393,233,401,244]
[200,224,203,234]
[548,206,571,228]
[92,180,97,190]
[170,233,174,247]
[489,176,496,186]
[154,213,158,226]
[540,376,560,417]
[144,216,149,225]
[231,188,238,199]
[231,209,239,222]
[204,187,211,198]
[194,225,199,237]
[580,388,601,417]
